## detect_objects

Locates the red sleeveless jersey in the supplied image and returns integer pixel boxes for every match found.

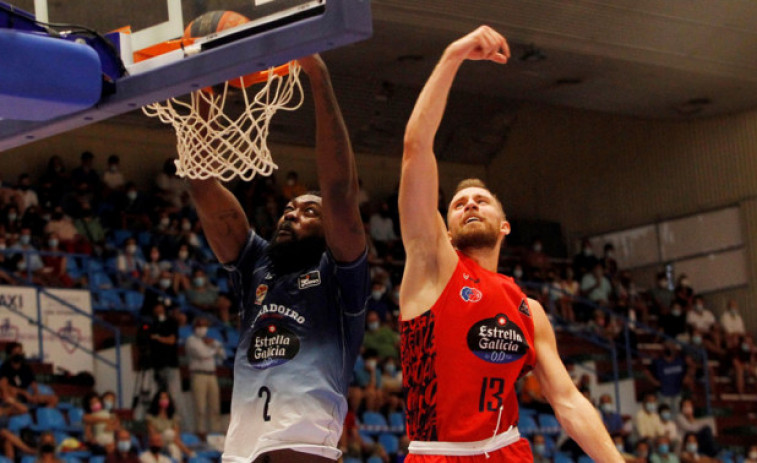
[401,252,536,442]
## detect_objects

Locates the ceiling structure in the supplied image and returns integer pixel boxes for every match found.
[11,0,757,163]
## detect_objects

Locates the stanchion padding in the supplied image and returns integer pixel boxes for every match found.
[0,30,102,121]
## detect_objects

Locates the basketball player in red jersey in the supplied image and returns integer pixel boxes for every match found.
[398,26,623,462]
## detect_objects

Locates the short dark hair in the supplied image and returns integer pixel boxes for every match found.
[81,151,94,160]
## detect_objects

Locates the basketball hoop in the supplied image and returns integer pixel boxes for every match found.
[142,61,303,181]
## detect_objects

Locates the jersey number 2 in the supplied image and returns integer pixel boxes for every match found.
[479,377,505,412]
[258,386,272,422]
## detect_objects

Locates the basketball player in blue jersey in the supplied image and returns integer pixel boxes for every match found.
[188,55,368,463]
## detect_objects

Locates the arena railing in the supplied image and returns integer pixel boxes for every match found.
[1,248,124,408]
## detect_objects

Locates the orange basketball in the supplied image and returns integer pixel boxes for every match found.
[185,11,252,89]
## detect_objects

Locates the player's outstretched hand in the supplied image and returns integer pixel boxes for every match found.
[447,25,510,64]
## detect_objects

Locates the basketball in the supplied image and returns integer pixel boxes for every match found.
[184,11,252,90]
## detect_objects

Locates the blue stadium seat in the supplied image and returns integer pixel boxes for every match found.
[361,411,388,434]
[33,407,68,432]
[537,413,561,436]
[367,456,384,463]
[343,458,361,463]
[178,325,193,345]
[388,411,405,431]
[137,231,153,248]
[35,383,55,395]
[21,456,36,463]
[66,258,82,278]
[554,452,574,463]
[67,407,84,427]
[378,433,399,454]
[90,456,106,463]
[8,413,33,432]
[187,458,212,463]
[216,277,229,293]
[224,327,240,346]
[577,456,594,463]
[91,272,115,290]
[111,230,133,247]
[124,290,145,312]
[518,415,538,436]
[0,455,12,463]
[95,288,122,310]
[206,327,224,343]
[358,430,375,445]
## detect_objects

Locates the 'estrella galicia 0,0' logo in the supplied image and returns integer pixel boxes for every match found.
[467,314,529,364]
[248,324,300,370]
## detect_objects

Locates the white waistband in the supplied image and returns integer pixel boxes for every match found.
[408,426,521,456]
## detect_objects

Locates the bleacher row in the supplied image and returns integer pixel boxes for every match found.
[3,396,223,463]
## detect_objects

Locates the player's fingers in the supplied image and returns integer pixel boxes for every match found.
[491,52,509,64]
[499,36,511,60]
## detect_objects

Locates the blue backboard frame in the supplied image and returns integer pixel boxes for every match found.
[0,0,371,151]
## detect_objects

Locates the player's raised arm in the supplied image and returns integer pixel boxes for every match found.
[399,26,510,318]
[528,298,625,462]
[298,55,365,263]
[188,178,249,265]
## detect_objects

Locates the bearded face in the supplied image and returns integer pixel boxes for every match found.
[450,217,500,250]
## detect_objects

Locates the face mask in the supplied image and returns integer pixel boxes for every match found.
[0,243,6,250]
[103,399,114,411]
[42,214,51,222]
[365,359,377,370]
[17,259,26,270]
[695,304,704,311]
[157,314,166,322]
[661,411,671,421]
[117,441,131,453]
[606,250,614,259]
[48,239,58,248]
[371,289,384,300]
[159,398,170,409]
[533,243,542,252]
[601,403,614,413]
[658,444,669,454]
[126,244,137,255]
[40,444,56,454]
[384,363,396,376]
[644,402,656,413]
[513,269,523,279]
[7,213,17,222]
[533,443,546,456]
[368,321,380,331]
[193,276,205,287]
[91,402,102,412]
[127,191,138,201]
[743,343,751,352]
[110,165,118,173]
[392,290,400,301]
[749,451,757,460]
[182,222,192,231]
[685,443,698,454]
[195,327,208,337]
[10,354,24,364]
[159,278,172,289]
[19,235,31,245]
[671,308,682,317]
[150,446,163,455]
[159,217,170,228]
[178,250,189,260]
[692,335,702,345]
[583,248,593,256]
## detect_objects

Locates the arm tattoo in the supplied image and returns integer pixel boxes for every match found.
[217,209,241,236]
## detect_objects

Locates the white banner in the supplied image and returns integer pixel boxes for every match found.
[0,286,93,374]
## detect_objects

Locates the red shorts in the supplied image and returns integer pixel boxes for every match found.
[404,438,533,463]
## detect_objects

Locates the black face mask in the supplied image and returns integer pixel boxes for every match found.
[149,446,163,455]
[40,444,56,454]
[10,354,24,364]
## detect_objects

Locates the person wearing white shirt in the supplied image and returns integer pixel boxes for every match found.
[686,296,716,333]
[635,393,666,441]
[185,317,225,437]
[720,300,746,349]
[139,433,172,463]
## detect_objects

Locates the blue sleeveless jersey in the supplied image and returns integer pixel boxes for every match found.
[222,231,369,463]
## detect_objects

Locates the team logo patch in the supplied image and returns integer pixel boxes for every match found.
[58,321,83,354]
[255,284,268,305]
[0,318,19,342]
[518,300,531,317]
[467,313,529,364]
[298,271,321,289]
[460,286,482,303]
[248,324,301,369]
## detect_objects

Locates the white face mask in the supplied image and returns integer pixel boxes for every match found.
[749,450,757,460]
[194,327,208,337]
[513,269,523,279]
[178,250,189,260]
[126,244,137,255]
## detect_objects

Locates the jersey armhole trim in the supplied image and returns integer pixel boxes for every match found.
[222,229,257,272]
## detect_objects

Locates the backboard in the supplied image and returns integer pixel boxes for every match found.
[0,0,371,150]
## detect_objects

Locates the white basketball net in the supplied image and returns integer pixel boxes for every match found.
[142,62,303,181]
